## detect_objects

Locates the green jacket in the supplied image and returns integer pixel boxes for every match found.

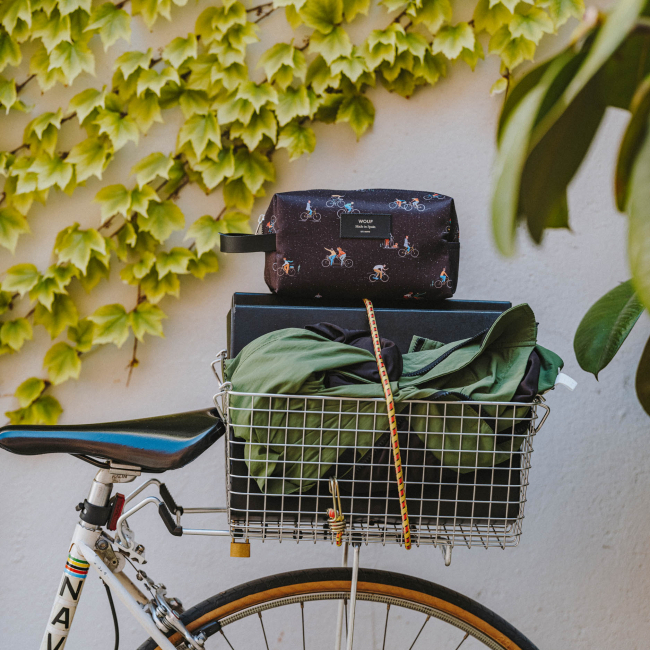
[224,304,563,494]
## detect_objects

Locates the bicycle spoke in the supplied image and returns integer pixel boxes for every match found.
[219,629,235,650]
[258,612,269,650]
[454,632,470,650]
[301,600,306,650]
[381,604,390,650]
[407,615,430,650]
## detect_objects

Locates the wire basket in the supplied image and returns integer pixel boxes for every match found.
[214,367,550,550]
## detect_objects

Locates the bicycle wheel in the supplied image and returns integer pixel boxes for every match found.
[389,202,398,209]
[381,274,389,282]
[398,249,407,257]
[326,199,336,207]
[322,258,332,267]
[411,248,419,257]
[313,211,322,222]
[416,204,425,211]
[137,568,538,650]
[369,274,378,282]
[343,258,353,268]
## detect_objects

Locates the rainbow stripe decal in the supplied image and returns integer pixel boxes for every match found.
[64,554,89,579]
[364,298,411,550]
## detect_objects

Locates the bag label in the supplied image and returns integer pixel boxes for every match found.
[340,213,391,238]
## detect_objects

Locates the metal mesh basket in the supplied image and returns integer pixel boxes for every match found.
[215,377,549,550]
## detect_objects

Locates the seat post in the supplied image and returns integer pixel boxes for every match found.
[87,469,114,510]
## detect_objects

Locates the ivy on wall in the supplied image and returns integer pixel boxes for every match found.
[0,0,583,424]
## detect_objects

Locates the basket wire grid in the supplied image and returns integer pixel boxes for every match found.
[216,385,549,551]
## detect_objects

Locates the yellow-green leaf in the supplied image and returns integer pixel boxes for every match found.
[186,215,222,256]
[187,250,219,279]
[50,38,95,84]
[223,177,254,212]
[336,93,374,139]
[129,301,166,341]
[69,87,107,123]
[408,0,452,33]
[163,33,197,68]
[473,0,512,35]
[1,318,32,351]
[232,149,275,194]
[155,247,194,278]
[55,224,107,272]
[95,184,131,223]
[309,26,353,65]
[15,377,46,408]
[67,137,112,182]
[299,0,342,33]
[547,0,584,27]
[6,395,62,425]
[0,206,29,252]
[195,147,235,190]
[68,317,95,352]
[2,263,39,295]
[432,23,475,60]
[114,48,152,78]
[95,110,139,150]
[137,200,185,242]
[130,185,158,216]
[89,303,130,347]
[230,107,277,150]
[44,341,81,384]
[509,6,553,45]
[85,3,131,51]
[32,9,71,53]
[177,112,220,158]
[34,293,78,339]
[131,152,174,188]
[277,121,316,161]
[140,269,180,304]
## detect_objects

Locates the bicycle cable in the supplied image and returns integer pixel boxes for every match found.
[103,581,120,650]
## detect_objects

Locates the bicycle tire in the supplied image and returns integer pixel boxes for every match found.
[137,567,539,650]
[411,248,419,257]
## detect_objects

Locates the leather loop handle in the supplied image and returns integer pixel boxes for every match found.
[220,233,276,253]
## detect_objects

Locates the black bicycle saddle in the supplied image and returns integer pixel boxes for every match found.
[0,408,225,473]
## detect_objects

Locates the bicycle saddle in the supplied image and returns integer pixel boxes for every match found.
[0,408,225,472]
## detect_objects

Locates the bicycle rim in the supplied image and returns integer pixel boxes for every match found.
[137,568,538,650]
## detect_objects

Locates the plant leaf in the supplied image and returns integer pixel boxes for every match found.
[129,301,166,341]
[0,318,32,351]
[2,263,39,295]
[336,92,374,139]
[636,334,650,416]
[34,293,79,339]
[0,206,29,252]
[574,280,644,378]
[89,303,130,347]
[15,377,46,408]
[277,121,316,160]
[67,137,112,182]
[85,2,131,51]
[95,184,131,223]
[137,200,185,242]
[299,0,342,34]
[186,215,222,256]
[131,152,174,188]
[44,341,81,385]
[55,224,107,272]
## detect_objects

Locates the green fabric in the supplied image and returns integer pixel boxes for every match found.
[224,304,563,494]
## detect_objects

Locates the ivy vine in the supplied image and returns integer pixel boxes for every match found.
[0,0,583,424]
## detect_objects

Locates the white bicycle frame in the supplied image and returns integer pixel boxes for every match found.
[40,460,365,650]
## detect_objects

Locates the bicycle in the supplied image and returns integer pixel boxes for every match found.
[434,278,453,288]
[398,246,419,258]
[272,261,297,276]
[388,200,411,210]
[300,210,321,222]
[0,348,553,650]
[369,271,389,282]
[322,256,353,268]
[326,197,346,208]
[423,193,446,200]
[411,201,425,211]
[337,207,360,218]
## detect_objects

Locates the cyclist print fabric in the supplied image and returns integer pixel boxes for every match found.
[261,189,460,301]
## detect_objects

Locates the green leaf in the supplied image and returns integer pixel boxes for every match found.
[50,38,95,84]
[114,48,152,78]
[306,55,341,93]
[0,77,16,113]
[616,77,650,212]
[0,290,12,315]
[459,39,484,71]
[95,110,139,151]
[574,281,644,378]
[1,318,32,351]
[2,263,39,295]
[488,25,536,69]
[636,335,650,416]
[0,206,29,252]
[129,301,166,341]
[129,92,163,133]
[491,76,509,95]
[186,215,222,256]
[408,0,452,33]
[30,155,74,191]
[277,121,316,161]
[343,0,369,22]
[187,250,219,279]
[85,3,131,50]
[163,33,197,68]
[299,0,342,33]
[195,147,235,190]
[137,200,185,242]
[69,87,107,123]
[258,42,296,87]
[78,256,109,292]
[29,44,64,91]
[275,86,311,126]
[238,81,278,112]
[68,318,94,352]
[230,107,277,150]
[32,9,71,53]
[336,93,374,139]
[136,67,180,97]
[0,29,21,73]
[223,177,254,212]
[509,6,553,45]
[29,275,61,310]
[432,23,475,60]
[547,0,585,28]
[179,89,210,118]
[46,263,78,292]
[44,341,81,385]
[131,152,174,188]
[89,303,130,347]
[1,0,32,35]
[95,184,131,223]
[130,185,157,217]
[34,293,79,339]
[140,269,180,304]
[232,149,275,194]
[155,247,194,278]
[221,210,252,233]
[67,137,112,182]
[58,0,91,16]
[177,112,220,158]
[412,49,446,84]
[473,0,512,35]
[6,395,62,425]
[15,377,46,408]
[55,224,107,272]
[309,26,353,65]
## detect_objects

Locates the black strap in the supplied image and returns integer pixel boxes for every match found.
[220,233,276,253]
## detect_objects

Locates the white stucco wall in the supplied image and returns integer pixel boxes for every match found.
[2,2,649,648]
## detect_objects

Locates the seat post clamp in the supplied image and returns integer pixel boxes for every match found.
[77,499,113,527]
